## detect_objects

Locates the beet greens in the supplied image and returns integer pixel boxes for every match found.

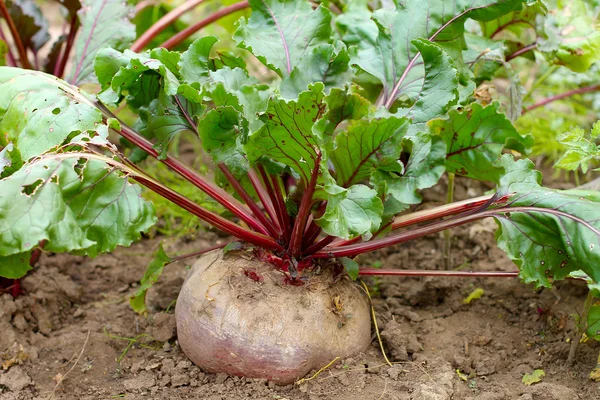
[1,0,600,320]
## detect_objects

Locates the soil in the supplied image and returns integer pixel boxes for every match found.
[1,176,600,400]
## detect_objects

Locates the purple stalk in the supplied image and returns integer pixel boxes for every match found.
[523,84,600,114]
[54,14,80,78]
[248,168,282,235]
[218,163,278,237]
[505,43,537,62]
[288,154,322,258]
[260,166,292,242]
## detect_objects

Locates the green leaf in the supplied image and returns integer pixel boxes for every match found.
[0,156,156,259]
[245,84,325,184]
[179,36,219,84]
[522,369,545,385]
[139,92,203,159]
[233,0,333,77]
[335,0,378,49]
[494,156,600,287]
[280,43,351,100]
[69,0,136,85]
[95,48,180,106]
[316,183,383,240]
[340,257,359,280]
[204,67,271,133]
[6,0,49,51]
[0,143,22,178]
[330,116,409,187]
[315,85,371,140]
[130,243,172,315]
[349,0,523,108]
[554,125,600,173]
[199,106,247,177]
[133,3,187,50]
[0,251,32,279]
[371,132,446,207]
[587,303,600,341]
[429,102,533,182]
[0,67,103,160]
[393,39,459,124]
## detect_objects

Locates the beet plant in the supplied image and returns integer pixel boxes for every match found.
[2,0,600,384]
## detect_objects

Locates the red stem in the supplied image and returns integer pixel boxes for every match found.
[505,43,537,62]
[261,166,292,242]
[311,210,497,259]
[358,269,519,278]
[54,14,80,78]
[302,202,327,248]
[331,194,498,248]
[303,235,335,255]
[132,173,282,251]
[0,0,31,69]
[523,84,600,114]
[131,0,207,52]
[288,154,321,258]
[159,1,249,50]
[248,168,281,234]
[218,163,278,237]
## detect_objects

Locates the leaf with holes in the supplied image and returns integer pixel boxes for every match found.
[493,156,600,287]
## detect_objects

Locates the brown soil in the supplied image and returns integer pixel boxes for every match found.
[1,177,600,400]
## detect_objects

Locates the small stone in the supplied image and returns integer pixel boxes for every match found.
[123,373,156,391]
[130,360,144,374]
[516,395,533,400]
[160,359,175,374]
[12,313,28,331]
[162,342,171,352]
[387,366,401,380]
[152,313,176,342]
[175,360,191,371]
[171,373,190,387]
[0,367,32,391]
[298,383,308,393]
[214,373,228,384]
[472,335,492,346]
[73,308,85,318]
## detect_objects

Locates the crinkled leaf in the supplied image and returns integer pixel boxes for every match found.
[0,67,102,160]
[429,102,533,182]
[95,48,180,106]
[280,43,351,100]
[245,84,325,183]
[334,0,378,49]
[315,85,371,140]
[393,39,459,124]
[139,92,203,159]
[350,0,523,107]
[43,34,67,74]
[340,257,359,280]
[371,132,446,207]
[493,156,600,287]
[233,0,333,77]
[205,67,271,133]
[69,0,136,85]
[130,243,172,315]
[330,116,409,187]
[0,251,32,279]
[199,106,248,177]
[6,0,49,51]
[522,369,545,385]
[179,36,219,84]
[554,125,600,173]
[316,183,383,240]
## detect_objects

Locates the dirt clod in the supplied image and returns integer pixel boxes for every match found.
[151,312,176,342]
[123,372,156,391]
[0,366,32,391]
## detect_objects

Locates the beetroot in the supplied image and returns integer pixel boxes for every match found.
[175,250,371,384]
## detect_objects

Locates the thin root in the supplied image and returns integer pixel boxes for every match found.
[295,356,340,385]
[359,280,392,367]
[48,330,90,400]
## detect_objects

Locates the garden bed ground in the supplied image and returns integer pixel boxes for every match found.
[1,177,599,400]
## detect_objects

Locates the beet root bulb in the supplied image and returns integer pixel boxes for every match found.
[175,250,372,384]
